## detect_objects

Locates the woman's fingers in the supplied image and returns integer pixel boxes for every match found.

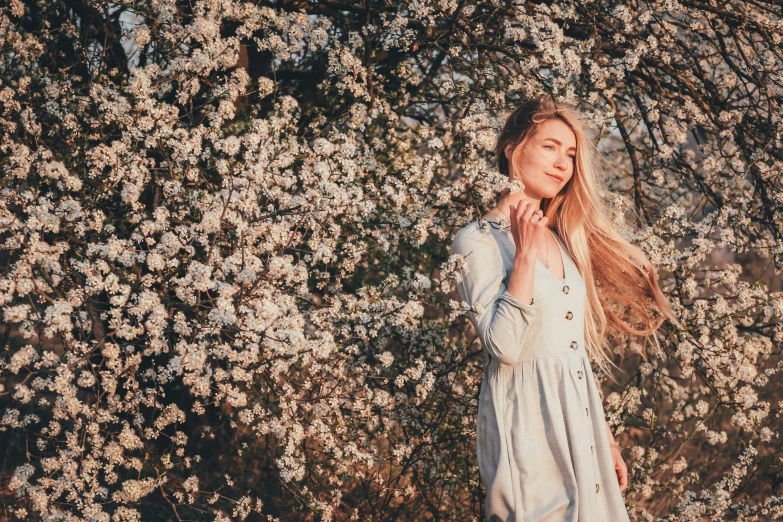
[512,201,538,227]
[506,201,548,254]
[614,453,629,492]
[521,201,536,221]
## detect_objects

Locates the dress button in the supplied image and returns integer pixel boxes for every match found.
[596,483,600,493]
[566,311,573,320]
[570,341,578,350]
[563,285,570,294]
[591,445,594,454]
[586,407,589,416]
[577,370,583,379]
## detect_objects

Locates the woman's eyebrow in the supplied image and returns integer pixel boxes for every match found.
[542,138,577,151]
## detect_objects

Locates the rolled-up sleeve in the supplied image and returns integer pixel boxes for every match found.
[451,226,537,366]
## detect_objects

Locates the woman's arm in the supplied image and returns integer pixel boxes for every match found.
[506,246,536,305]
[506,201,546,306]
[450,201,548,366]
[451,230,538,366]
[606,421,629,492]
[605,422,616,446]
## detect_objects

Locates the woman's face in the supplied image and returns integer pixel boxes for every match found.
[505,118,576,200]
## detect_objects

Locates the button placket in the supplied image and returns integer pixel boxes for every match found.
[557,251,602,499]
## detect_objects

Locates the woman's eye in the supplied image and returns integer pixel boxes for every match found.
[544,144,575,159]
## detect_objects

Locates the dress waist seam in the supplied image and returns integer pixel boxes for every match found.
[485,348,586,372]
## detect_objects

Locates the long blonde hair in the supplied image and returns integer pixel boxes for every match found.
[496,97,677,374]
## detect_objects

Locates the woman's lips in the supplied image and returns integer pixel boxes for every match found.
[546,173,564,183]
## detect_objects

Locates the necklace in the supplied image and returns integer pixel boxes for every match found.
[544,231,550,269]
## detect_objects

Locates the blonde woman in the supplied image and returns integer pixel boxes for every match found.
[451,97,676,521]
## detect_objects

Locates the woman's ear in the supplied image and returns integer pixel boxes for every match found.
[505,143,513,159]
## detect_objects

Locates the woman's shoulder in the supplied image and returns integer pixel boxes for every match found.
[451,219,505,256]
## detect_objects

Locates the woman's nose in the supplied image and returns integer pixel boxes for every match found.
[553,153,569,170]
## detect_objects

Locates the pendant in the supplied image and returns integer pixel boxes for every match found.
[544,261,550,268]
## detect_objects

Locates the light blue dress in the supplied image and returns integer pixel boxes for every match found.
[451,219,630,522]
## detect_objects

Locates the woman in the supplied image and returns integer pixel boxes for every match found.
[451,97,676,521]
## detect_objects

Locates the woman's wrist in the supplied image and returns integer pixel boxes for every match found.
[508,249,537,306]
[605,422,620,450]
[513,250,537,265]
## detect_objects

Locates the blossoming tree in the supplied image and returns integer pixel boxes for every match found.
[1,0,783,520]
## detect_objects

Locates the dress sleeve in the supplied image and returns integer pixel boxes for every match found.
[451,225,538,366]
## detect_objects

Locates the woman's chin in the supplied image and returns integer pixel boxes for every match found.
[521,185,563,201]
[540,188,564,199]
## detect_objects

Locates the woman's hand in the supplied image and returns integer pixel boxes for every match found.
[509,200,548,259]
[611,447,629,492]
[505,201,546,306]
